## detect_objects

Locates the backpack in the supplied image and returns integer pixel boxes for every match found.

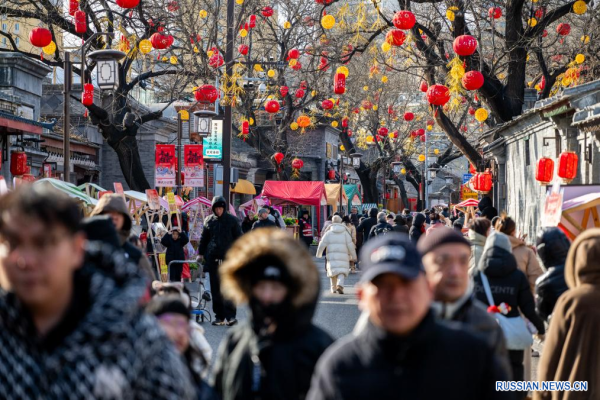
[373,225,392,237]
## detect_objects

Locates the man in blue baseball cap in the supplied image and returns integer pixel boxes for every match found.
[307,233,513,400]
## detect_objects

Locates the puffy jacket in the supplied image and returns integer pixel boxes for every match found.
[409,213,426,244]
[198,196,243,267]
[534,228,570,322]
[508,235,544,293]
[468,230,487,275]
[356,208,378,243]
[316,224,357,278]
[472,233,545,335]
[252,218,277,230]
[161,231,189,265]
[0,243,195,400]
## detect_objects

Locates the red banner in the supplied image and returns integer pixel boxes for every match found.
[155,144,176,187]
[183,144,204,187]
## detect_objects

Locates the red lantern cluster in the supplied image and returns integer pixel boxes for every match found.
[557,23,571,36]
[473,171,493,193]
[453,35,478,56]
[238,44,249,55]
[74,11,87,34]
[280,86,289,97]
[262,6,274,17]
[488,7,502,19]
[10,151,28,176]
[150,32,173,49]
[273,152,284,164]
[321,99,334,110]
[29,27,52,48]
[392,10,416,30]
[536,157,554,185]
[209,53,224,68]
[195,84,219,103]
[462,71,484,91]
[116,0,140,8]
[386,29,406,46]
[557,151,578,183]
[419,81,428,92]
[334,73,346,95]
[404,112,414,121]
[426,84,450,106]
[265,100,280,114]
[378,127,389,137]
[69,0,79,16]
[82,83,94,106]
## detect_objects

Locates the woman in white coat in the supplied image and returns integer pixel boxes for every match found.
[316,215,357,294]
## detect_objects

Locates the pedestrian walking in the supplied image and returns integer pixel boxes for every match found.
[321,215,333,237]
[405,214,413,229]
[90,193,154,279]
[386,213,395,226]
[426,212,448,236]
[468,218,491,274]
[418,229,510,375]
[198,196,243,326]
[534,229,600,400]
[350,207,361,227]
[213,229,334,400]
[392,214,409,234]
[252,208,277,230]
[241,212,254,234]
[342,216,357,273]
[316,215,357,294]
[453,220,464,232]
[266,206,286,229]
[0,186,195,399]
[161,228,190,282]
[472,232,545,399]
[368,212,394,240]
[308,234,512,400]
[408,212,426,244]
[534,227,570,322]
[495,215,544,293]
[299,210,314,248]
[356,207,378,243]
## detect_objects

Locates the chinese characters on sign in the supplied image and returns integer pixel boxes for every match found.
[155,144,176,187]
[167,191,177,215]
[461,184,478,200]
[203,120,223,161]
[183,145,204,187]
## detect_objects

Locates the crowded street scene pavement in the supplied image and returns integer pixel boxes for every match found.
[1,0,600,398]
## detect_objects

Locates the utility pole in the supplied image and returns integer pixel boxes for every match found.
[382,163,387,210]
[222,0,235,208]
[176,113,182,193]
[339,156,344,214]
[63,52,71,183]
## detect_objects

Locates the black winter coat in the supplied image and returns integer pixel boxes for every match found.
[392,225,409,234]
[368,222,394,240]
[409,213,426,244]
[198,196,243,268]
[241,217,254,234]
[161,232,189,265]
[472,244,545,334]
[307,311,513,400]
[252,218,277,230]
[535,228,570,321]
[356,208,378,243]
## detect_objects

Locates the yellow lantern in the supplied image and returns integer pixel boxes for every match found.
[575,54,585,64]
[254,64,263,72]
[289,59,297,68]
[193,46,199,53]
[321,15,336,30]
[363,86,369,91]
[43,41,56,55]
[336,66,349,77]
[162,56,168,62]
[562,77,572,87]
[434,149,440,155]
[528,18,537,27]
[535,84,541,91]
[526,54,530,62]
[267,69,276,78]
[372,105,378,111]
[427,125,433,131]
[284,21,291,29]
[235,0,243,4]
[249,118,254,125]
[179,110,189,121]
[573,0,587,14]
[446,10,455,21]
[331,121,339,128]
[381,42,391,53]
[199,10,208,18]
[340,145,345,151]
[240,29,248,38]
[170,56,178,64]
[311,90,317,97]
[207,50,214,57]
[381,76,388,83]
[290,122,299,130]
[581,35,590,44]
[418,154,426,162]
[474,108,488,122]
[400,168,406,175]
[366,135,374,143]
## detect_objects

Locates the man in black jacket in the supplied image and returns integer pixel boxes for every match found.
[356,207,378,244]
[368,212,394,240]
[535,227,570,322]
[199,196,243,326]
[213,229,333,400]
[161,228,189,282]
[308,234,512,400]
[252,208,277,230]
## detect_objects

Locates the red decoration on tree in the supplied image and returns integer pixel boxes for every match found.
[241,120,249,135]
[468,106,476,115]
[453,35,478,56]
[419,81,428,92]
[392,10,416,30]
[69,0,79,16]
[150,32,172,49]
[291,62,302,71]
[342,117,349,128]
[238,44,249,55]
[461,71,484,90]
[386,29,406,46]
[10,151,28,176]
[194,84,219,103]
[426,84,450,106]
[249,14,257,28]
[378,127,389,137]
[362,100,373,110]
[542,29,548,38]
[417,128,425,136]
[557,151,578,183]
[280,86,289,97]
[262,6,274,17]
[534,7,546,19]
[321,99,334,110]
[410,131,418,139]
[74,11,87,34]
[265,100,280,114]
[488,7,502,19]
[536,158,554,184]
[404,112,414,121]
[209,53,224,68]
[167,1,179,12]
[82,83,94,106]
[295,89,305,99]
[29,27,52,48]
[291,158,304,169]
[287,48,300,60]
[334,73,346,95]
[473,171,493,193]
[273,152,284,164]
[420,135,426,142]
[328,170,335,180]
[557,23,571,36]
[116,0,140,8]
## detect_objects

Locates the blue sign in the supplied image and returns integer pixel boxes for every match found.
[462,174,473,184]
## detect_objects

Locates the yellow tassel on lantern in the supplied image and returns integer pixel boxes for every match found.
[581,35,590,44]
[381,76,388,83]
[363,86,369,91]
[207,50,214,57]
[311,90,317,97]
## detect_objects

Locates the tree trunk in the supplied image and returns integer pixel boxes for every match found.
[394,177,410,212]
[111,135,151,191]
[356,167,378,203]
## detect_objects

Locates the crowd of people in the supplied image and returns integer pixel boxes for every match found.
[0,185,598,400]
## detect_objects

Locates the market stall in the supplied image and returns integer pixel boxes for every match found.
[325,184,349,213]
[558,192,600,240]
[34,178,98,215]
[454,198,479,228]
[344,184,362,210]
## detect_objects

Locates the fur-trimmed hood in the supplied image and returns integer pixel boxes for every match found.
[220,228,320,313]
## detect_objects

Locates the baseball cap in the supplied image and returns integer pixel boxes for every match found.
[359,233,424,283]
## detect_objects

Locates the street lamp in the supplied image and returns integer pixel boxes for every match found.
[428,168,438,180]
[87,49,126,90]
[350,153,363,168]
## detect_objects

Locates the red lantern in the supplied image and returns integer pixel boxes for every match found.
[291,158,304,169]
[347,129,353,137]
[378,127,389,137]
[404,112,414,121]
[82,83,94,106]
[557,151,578,183]
[453,35,478,56]
[75,11,87,34]
[209,53,224,68]
[321,99,334,110]
[426,84,450,106]
[280,86,289,97]
[265,100,280,114]
[334,73,346,95]
[536,158,554,184]
[419,81,428,92]
[29,27,52,48]
[417,128,425,136]
[473,171,493,193]
[420,135,426,142]
[328,170,335,180]
[292,62,302,71]
[242,120,249,135]
[542,29,548,38]
[238,44,249,55]
[295,89,305,99]
[535,7,546,19]
[10,151,28,176]
[468,106,476,115]
[287,48,300,60]
[390,131,398,139]
[386,29,406,46]
[195,84,219,103]
[392,10,416,30]
[116,0,140,8]
[69,0,79,16]
[410,131,418,139]
[488,7,502,19]
[461,71,484,91]
[539,76,546,90]
[249,14,257,28]
[557,23,571,36]
[150,32,171,49]
[362,100,373,110]
[342,117,349,128]
[273,152,284,164]
[262,6,274,17]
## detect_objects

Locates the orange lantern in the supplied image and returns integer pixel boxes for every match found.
[557,151,578,183]
[535,157,554,184]
[297,115,311,128]
[10,151,28,176]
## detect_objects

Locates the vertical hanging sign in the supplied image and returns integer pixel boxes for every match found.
[183,144,204,187]
[155,144,176,187]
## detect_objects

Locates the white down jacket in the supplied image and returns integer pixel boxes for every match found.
[316,224,357,278]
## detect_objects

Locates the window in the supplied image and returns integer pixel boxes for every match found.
[1,37,6,47]
[14,23,19,32]
[1,23,7,32]
[525,138,530,166]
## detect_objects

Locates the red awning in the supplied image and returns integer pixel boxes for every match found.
[261,181,327,207]
[0,116,43,135]
[456,199,479,208]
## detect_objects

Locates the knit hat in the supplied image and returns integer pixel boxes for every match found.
[417,228,470,256]
[332,215,343,224]
[146,295,190,319]
[258,208,269,215]
[483,232,512,254]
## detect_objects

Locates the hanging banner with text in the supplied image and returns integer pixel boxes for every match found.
[203,120,223,161]
[183,144,204,187]
[155,144,176,187]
